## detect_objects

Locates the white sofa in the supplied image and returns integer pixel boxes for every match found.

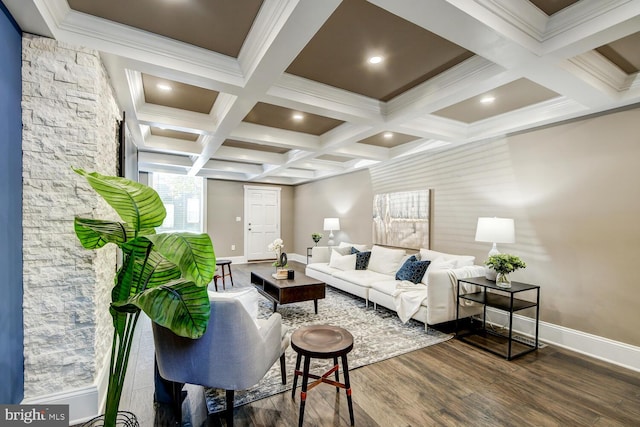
[305,243,484,326]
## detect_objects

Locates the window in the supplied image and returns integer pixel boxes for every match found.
[150,172,206,233]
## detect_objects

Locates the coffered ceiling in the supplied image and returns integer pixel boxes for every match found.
[6,0,640,184]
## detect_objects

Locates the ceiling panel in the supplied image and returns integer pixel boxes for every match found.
[222,139,289,154]
[286,0,473,101]
[432,79,561,124]
[528,0,581,15]
[596,32,640,74]
[142,74,218,114]
[68,0,263,57]
[150,127,199,142]
[316,154,353,163]
[243,102,344,135]
[358,132,420,148]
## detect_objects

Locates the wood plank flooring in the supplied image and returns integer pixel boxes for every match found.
[113,261,640,426]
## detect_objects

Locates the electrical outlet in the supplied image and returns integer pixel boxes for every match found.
[231,244,236,251]
[235,216,241,222]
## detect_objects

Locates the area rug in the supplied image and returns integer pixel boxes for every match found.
[204,287,452,414]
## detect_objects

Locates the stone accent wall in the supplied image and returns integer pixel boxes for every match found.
[22,34,120,398]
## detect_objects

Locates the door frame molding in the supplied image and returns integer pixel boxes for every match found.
[243,185,281,261]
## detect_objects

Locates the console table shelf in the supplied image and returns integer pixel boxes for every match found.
[460,291,538,312]
[456,276,540,360]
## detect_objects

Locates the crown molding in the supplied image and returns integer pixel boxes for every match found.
[385,56,505,119]
[136,103,217,135]
[36,0,244,86]
[231,122,320,150]
[568,50,632,93]
[468,97,588,141]
[269,73,384,123]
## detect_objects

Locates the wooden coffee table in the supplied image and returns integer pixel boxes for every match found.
[250,267,326,314]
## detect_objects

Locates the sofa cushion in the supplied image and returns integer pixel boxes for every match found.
[307,262,339,275]
[420,257,457,285]
[368,245,407,275]
[339,241,368,252]
[419,248,475,268]
[395,255,430,284]
[332,246,353,255]
[333,269,391,287]
[329,249,357,271]
[369,280,398,295]
[350,247,372,270]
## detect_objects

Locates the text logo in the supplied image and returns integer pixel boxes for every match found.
[0,405,68,426]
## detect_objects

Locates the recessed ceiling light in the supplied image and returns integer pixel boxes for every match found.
[157,83,172,91]
[383,132,393,139]
[480,96,495,104]
[293,113,304,121]
[368,56,383,65]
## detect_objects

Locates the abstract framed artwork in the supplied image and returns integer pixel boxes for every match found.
[372,189,431,249]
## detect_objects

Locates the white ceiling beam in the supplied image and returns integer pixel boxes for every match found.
[212,146,285,165]
[189,0,342,175]
[230,122,320,150]
[144,135,202,156]
[201,160,264,175]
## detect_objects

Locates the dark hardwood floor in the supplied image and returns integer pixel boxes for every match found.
[115,261,640,427]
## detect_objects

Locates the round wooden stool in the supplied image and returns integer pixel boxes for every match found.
[291,325,354,426]
[213,259,234,291]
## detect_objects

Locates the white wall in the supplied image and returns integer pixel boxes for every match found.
[21,34,120,415]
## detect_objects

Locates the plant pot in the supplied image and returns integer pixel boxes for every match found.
[496,272,511,288]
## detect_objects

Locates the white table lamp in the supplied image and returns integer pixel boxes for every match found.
[475,217,515,280]
[323,218,340,246]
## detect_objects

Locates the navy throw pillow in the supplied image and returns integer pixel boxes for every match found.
[395,255,430,284]
[351,247,372,270]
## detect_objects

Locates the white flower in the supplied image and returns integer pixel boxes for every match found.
[268,238,284,253]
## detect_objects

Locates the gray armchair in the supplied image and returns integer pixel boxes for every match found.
[152,288,289,426]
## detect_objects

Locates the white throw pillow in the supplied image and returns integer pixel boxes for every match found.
[208,288,260,324]
[329,249,357,271]
[419,248,475,268]
[367,245,406,275]
[339,242,368,252]
[420,257,457,285]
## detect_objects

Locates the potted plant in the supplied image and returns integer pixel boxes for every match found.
[311,232,323,246]
[485,254,526,288]
[268,238,288,278]
[73,169,216,425]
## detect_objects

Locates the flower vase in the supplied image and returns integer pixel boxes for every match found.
[496,272,511,288]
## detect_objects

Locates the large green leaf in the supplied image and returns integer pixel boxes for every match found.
[113,238,154,304]
[75,218,136,249]
[74,168,166,232]
[114,279,210,338]
[146,233,216,287]
[138,250,182,290]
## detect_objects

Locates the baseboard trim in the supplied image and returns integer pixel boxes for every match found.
[21,348,112,425]
[217,255,246,264]
[21,385,99,425]
[486,307,640,372]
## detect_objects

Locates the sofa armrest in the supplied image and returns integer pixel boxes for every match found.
[426,265,485,325]
[310,246,331,263]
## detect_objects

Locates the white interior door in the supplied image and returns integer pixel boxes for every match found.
[244,186,281,261]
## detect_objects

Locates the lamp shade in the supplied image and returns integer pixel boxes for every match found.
[475,217,515,244]
[323,217,340,231]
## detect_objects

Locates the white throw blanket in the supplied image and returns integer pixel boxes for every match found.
[392,281,429,323]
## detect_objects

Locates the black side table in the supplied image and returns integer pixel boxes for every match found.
[456,276,540,360]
